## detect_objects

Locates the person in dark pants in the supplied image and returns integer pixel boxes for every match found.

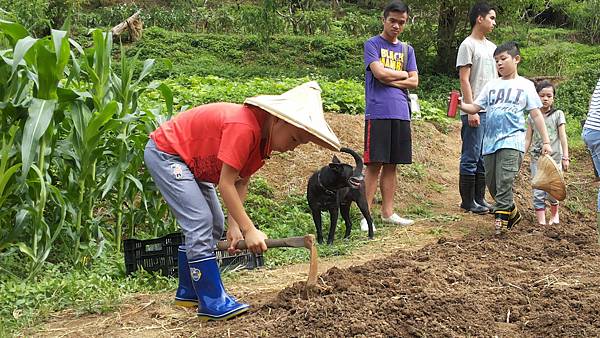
[456,2,498,214]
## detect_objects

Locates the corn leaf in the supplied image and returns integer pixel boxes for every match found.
[11,36,37,76]
[84,100,118,147]
[126,173,143,192]
[101,165,120,198]
[0,163,21,202]
[51,29,70,73]
[0,125,18,174]
[34,41,59,99]
[135,59,155,86]
[21,98,56,178]
[149,81,173,117]
[17,242,35,261]
[0,19,28,47]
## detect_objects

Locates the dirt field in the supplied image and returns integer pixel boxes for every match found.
[31,114,600,337]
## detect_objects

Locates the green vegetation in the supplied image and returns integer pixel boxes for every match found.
[0,252,176,336]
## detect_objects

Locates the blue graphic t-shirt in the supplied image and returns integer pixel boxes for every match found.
[475,76,542,155]
[364,35,418,120]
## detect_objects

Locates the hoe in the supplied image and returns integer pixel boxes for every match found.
[216,235,318,286]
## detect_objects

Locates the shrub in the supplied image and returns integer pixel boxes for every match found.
[556,70,600,122]
[520,42,600,78]
[128,27,368,81]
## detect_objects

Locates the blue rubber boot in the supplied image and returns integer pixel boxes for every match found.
[189,255,249,321]
[174,246,198,307]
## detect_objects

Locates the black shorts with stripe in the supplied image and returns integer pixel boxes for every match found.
[364,119,412,165]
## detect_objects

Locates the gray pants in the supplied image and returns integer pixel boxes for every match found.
[144,139,224,260]
[483,149,523,211]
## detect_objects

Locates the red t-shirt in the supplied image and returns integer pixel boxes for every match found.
[150,103,269,184]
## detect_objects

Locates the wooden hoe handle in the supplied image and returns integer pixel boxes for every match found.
[216,235,314,251]
[215,234,318,286]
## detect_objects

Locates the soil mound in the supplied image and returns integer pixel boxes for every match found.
[254,219,600,337]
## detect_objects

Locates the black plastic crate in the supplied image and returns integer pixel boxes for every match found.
[124,232,264,276]
[124,232,182,277]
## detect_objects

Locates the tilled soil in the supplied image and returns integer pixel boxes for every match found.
[247,222,599,337]
[30,115,600,337]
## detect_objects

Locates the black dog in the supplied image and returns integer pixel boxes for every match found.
[307,147,374,244]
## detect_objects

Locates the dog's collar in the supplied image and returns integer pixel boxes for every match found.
[317,171,337,195]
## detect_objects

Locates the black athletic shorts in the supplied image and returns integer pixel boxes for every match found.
[364,119,412,165]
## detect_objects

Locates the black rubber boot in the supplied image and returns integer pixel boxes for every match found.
[459,174,488,214]
[494,210,510,235]
[507,204,522,230]
[474,172,493,210]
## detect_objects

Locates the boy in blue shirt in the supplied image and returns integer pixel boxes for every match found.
[459,41,552,235]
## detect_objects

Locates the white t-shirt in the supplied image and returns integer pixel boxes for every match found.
[456,36,498,115]
[475,76,542,155]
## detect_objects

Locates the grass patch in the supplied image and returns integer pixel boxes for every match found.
[0,251,177,336]
[399,163,427,180]
[427,182,446,193]
[428,226,445,236]
[406,202,435,218]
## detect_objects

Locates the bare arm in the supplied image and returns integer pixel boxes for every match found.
[369,61,409,84]
[219,163,267,253]
[459,66,474,104]
[524,124,533,154]
[459,65,482,127]
[225,176,250,253]
[558,123,570,171]
[529,108,553,155]
[388,71,419,90]
[459,101,484,115]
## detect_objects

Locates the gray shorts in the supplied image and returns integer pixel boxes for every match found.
[144,139,224,260]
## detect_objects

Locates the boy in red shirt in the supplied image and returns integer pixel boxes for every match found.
[144,82,340,320]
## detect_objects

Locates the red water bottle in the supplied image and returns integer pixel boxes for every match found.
[447,90,460,118]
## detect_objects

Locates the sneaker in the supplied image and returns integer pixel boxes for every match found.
[381,213,414,226]
[360,218,376,232]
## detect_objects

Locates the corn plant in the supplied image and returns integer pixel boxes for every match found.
[59,29,126,258]
[99,46,155,251]
[0,21,73,275]
[0,14,175,275]
[0,126,22,251]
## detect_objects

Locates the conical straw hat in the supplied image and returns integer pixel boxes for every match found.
[244,81,341,151]
[531,154,566,201]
